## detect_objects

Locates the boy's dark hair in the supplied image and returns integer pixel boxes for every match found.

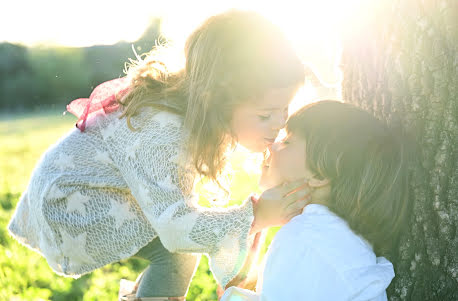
[287,100,411,255]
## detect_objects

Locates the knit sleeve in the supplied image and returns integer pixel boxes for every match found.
[98,109,255,287]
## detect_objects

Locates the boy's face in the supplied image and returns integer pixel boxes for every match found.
[260,132,311,190]
[231,87,296,153]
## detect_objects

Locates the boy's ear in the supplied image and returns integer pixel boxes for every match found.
[308,177,330,188]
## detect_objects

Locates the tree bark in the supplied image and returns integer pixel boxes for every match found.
[341,0,457,300]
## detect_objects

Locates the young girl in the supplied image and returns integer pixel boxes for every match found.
[7,10,309,300]
[222,100,410,300]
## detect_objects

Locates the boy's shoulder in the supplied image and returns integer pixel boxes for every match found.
[274,204,376,269]
[264,204,394,300]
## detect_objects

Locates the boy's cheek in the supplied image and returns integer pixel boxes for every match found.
[259,166,276,190]
[260,165,283,190]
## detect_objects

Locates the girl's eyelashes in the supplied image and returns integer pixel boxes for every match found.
[258,114,271,121]
[258,107,288,122]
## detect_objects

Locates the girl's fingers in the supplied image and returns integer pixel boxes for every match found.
[284,188,310,206]
[284,183,310,199]
[282,179,310,198]
[286,195,311,212]
[286,209,304,221]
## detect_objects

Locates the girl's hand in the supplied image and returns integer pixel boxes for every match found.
[250,179,310,234]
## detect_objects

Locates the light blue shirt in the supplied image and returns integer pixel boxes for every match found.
[222,204,394,301]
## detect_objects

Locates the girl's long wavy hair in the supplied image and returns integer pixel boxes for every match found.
[287,101,412,256]
[118,10,305,182]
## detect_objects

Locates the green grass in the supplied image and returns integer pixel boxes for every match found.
[0,111,278,300]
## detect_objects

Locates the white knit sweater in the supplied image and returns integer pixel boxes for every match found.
[7,107,254,287]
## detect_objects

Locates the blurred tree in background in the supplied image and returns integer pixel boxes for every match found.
[341,0,457,300]
[27,47,91,107]
[0,43,38,110]
[0,18,160,111]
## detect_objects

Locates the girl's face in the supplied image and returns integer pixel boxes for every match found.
[259,132,311,190]
[231,87,297,153]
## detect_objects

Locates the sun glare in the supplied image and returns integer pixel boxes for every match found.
[158,0,365,83]
[4,0,364,132]
[6,0,363,82]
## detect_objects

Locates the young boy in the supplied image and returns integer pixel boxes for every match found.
[222,101,410,300]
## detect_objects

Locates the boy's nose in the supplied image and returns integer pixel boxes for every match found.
[271,142,281,152]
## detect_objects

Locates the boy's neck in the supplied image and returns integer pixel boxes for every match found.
[308,186,330,207]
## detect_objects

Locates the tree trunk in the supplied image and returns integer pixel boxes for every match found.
[341,0,457,300]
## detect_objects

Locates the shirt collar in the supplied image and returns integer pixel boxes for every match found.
[302,203,331,215]
[302,204,375,250]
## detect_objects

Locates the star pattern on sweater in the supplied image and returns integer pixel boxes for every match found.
[168,153,179,164]
[94,150,113,165]
[8,104,255,284]
[157,175,178,191]
[210,233,241,281]
[168,151,191,169]
[125,139,141,161]
[54,153,75,171]
[100,122,118,139]
[66,191,91,215]
[60,230,96,266]
[108,198,136,229]
[152,111,182,129]
[153,201,203,252]
[48,184,66,199]
[136,184,152,206]
[212,227,222,236]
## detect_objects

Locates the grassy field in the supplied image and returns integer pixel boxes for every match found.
[0,110,277,300]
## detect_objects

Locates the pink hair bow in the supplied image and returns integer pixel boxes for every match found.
[66,77,130,132]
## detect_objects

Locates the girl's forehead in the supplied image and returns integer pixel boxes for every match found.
[255,87,296,109]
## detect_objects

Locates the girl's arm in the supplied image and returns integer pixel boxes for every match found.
[122,148,254,287]
[100,110,308,287]
[98,110,255,286]
[224,231,264,290]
